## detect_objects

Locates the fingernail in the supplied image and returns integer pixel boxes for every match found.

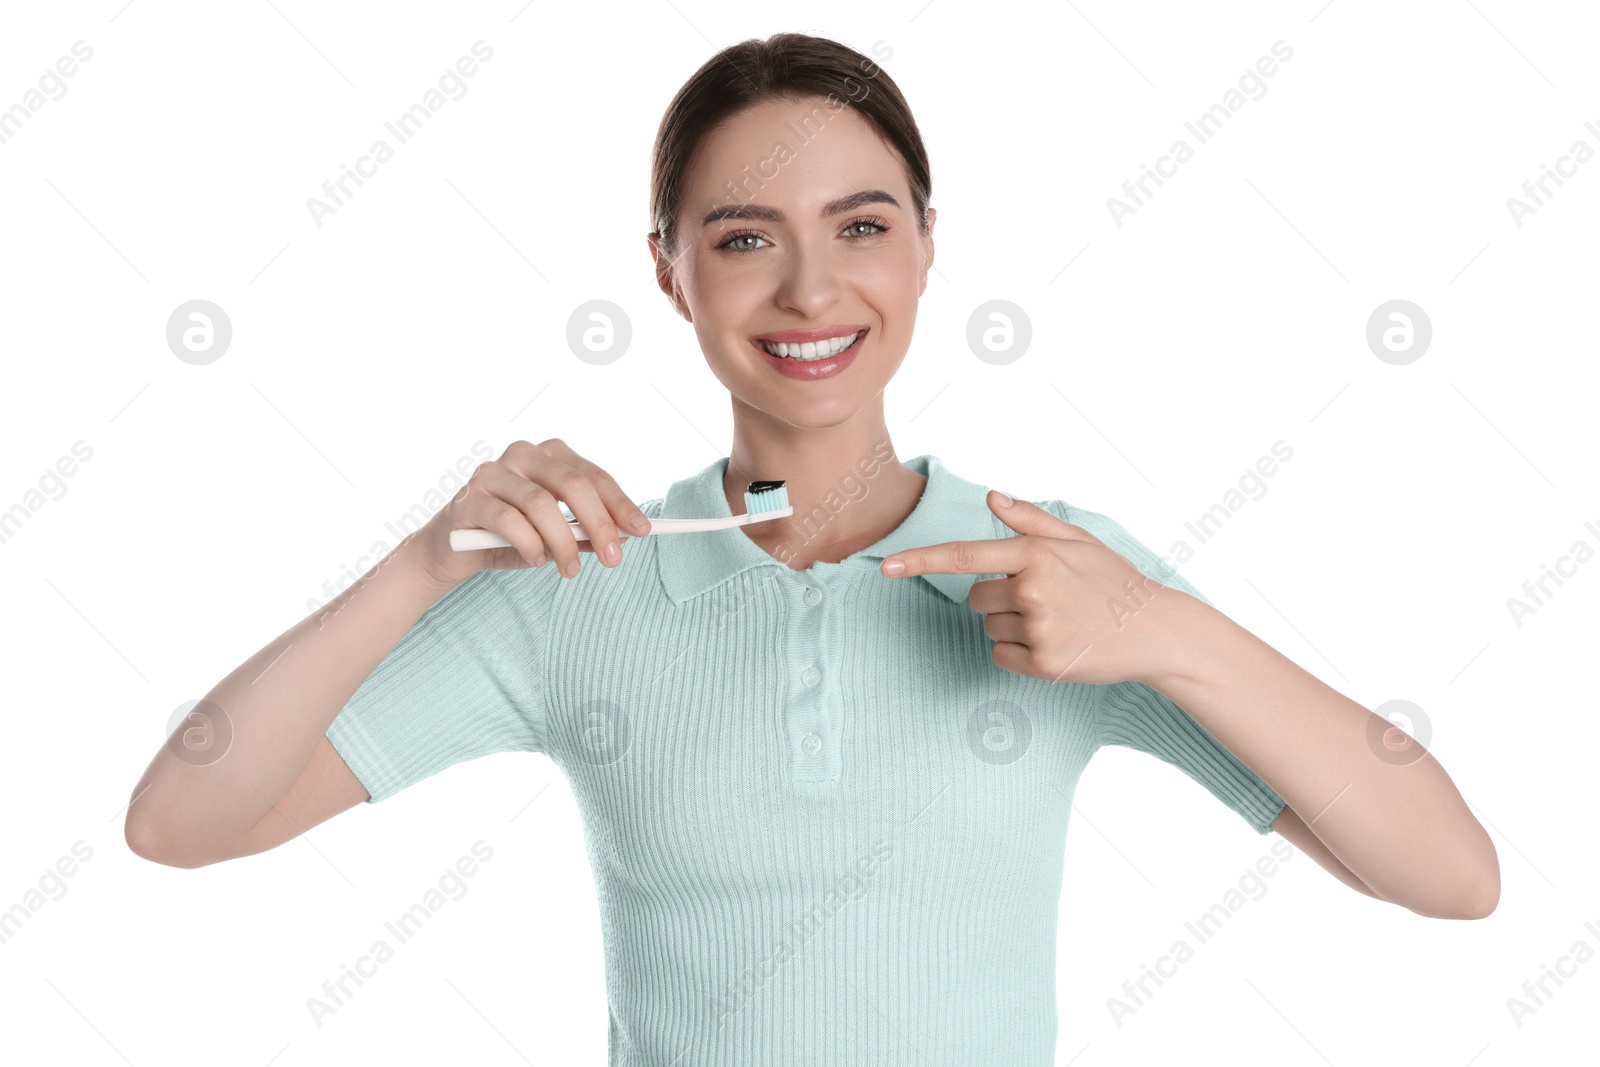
[632,512,650,532]
[993,489,1013,507]
[882,558,905,576]
[604,542,620,564]
[564,559,580,578]
[533,552,548,567]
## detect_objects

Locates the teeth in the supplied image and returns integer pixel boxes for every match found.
[761,331,859,361]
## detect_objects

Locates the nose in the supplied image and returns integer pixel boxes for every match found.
[773,240,842,318]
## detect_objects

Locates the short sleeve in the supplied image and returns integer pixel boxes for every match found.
[1044,500,1289,835]
[325,565,553,804]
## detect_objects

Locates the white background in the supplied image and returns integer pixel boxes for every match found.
[1,0,1595,1063]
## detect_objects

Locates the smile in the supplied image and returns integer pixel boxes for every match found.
[760,330,860,361]
[750,327,868,381]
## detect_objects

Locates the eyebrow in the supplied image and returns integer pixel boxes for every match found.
[700,189,901,228]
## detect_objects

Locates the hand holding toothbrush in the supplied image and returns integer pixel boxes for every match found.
[408,439,653,591]
[421,439,793,593]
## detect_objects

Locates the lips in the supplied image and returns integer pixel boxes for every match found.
[752,327,870,363]
[755,329,865,380]
[751,325,870,346]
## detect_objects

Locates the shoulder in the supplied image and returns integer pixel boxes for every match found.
[1034,497,1203,602]
[1034,498,1152,557]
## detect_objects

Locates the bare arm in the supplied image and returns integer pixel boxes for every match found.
[1268,805,1380,900]
[125,439,650,869]
[1148,595,1499,920]
[124,535,451,868]
[215,736,372,863]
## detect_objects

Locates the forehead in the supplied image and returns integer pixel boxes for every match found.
[683,95,906,207]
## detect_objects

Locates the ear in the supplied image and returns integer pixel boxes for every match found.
[647,232,691,323]
[917,206,936,297]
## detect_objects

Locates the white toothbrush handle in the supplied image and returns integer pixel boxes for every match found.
[449,507,794,552]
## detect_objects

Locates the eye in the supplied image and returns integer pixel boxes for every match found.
[843,216,891,240]
[716,230,768,254]
[714,216,893,255]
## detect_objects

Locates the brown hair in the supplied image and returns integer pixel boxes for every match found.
[648,33,931,259]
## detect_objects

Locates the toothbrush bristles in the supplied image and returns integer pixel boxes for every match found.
[744,480,789,514]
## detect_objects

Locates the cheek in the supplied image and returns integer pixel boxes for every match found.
[688,258,768,313]
[873,246,925,299]
[867,274,921,332]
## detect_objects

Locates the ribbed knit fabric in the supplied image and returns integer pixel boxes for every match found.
[325,453,1288,1065]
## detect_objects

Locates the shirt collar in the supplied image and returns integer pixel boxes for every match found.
[654,453,1009,606]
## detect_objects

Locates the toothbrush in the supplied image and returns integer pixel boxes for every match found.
[449,480,792,551]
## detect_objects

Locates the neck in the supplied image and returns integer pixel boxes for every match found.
[723,409,925,569]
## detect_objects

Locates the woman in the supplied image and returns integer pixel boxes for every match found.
[127,32,1499,1065]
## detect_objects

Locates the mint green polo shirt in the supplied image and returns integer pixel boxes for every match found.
[326,452,1287,1065]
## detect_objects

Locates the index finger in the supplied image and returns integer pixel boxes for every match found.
[543,441,652,535]
[880,537,1030,577]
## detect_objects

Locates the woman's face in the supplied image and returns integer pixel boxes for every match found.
[651,94,935,427]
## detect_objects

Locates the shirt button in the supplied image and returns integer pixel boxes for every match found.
[804,586,822,606]
[801,732,822,755]
[801,666,820,687]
